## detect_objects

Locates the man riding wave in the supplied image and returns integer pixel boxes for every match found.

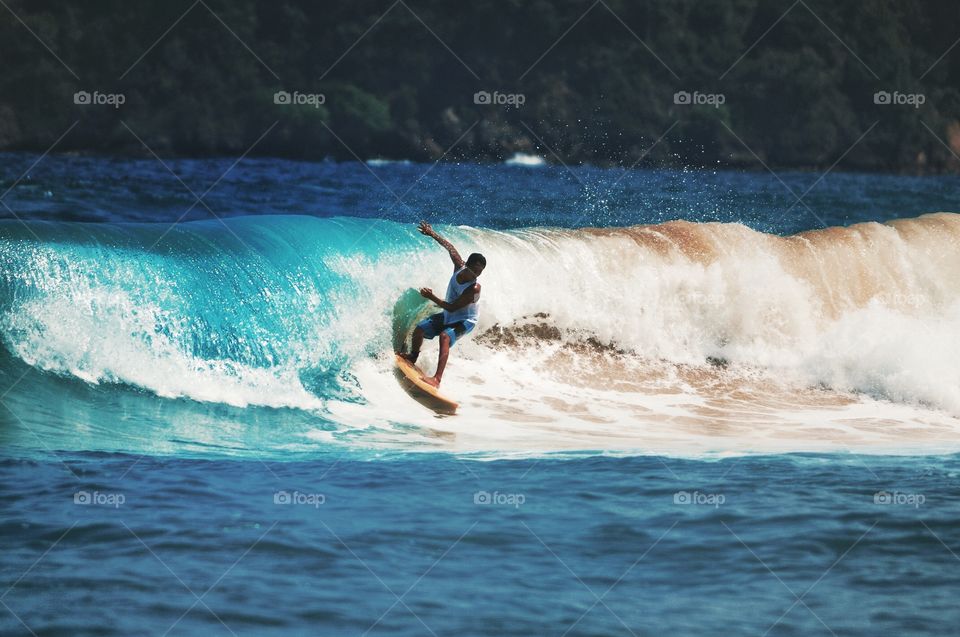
[399,221,485,388]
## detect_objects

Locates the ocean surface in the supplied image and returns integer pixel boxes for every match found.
[1,153,960,636]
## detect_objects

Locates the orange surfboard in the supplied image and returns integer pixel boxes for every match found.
[394,354,459,415]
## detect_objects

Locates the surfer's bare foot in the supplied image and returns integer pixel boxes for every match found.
[399,352,419,364]
[421,375,441,388]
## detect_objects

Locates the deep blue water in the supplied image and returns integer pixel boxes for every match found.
[3,453,960,636]
[4,152,960,231]
[1,153,960,636]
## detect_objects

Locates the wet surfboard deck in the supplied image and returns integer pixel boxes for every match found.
[394,354,459,415]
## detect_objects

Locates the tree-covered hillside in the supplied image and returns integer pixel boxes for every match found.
[1,0,959,172]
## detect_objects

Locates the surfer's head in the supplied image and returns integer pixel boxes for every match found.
[466,253,486,277]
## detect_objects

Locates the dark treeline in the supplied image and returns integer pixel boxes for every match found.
[1,0,959,172]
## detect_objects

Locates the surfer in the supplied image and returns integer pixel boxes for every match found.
[399,221,485,387]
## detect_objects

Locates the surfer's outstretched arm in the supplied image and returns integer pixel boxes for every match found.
[418,221,464,269]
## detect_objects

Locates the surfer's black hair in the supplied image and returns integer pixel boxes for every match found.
[466,253,486,267]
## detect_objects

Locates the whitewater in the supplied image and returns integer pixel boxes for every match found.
[1,212,959,456]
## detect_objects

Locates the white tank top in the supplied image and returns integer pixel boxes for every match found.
[443,267,479,326]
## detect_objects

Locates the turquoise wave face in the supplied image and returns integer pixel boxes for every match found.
[0,216,452,409]
[0,214,514,459]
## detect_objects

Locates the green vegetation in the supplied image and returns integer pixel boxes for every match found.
[1,0,958,172]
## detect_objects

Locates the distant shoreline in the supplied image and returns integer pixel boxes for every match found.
[1,148,956,178]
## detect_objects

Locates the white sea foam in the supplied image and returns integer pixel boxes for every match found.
[365,158,411,166]
[504,153,546,167]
